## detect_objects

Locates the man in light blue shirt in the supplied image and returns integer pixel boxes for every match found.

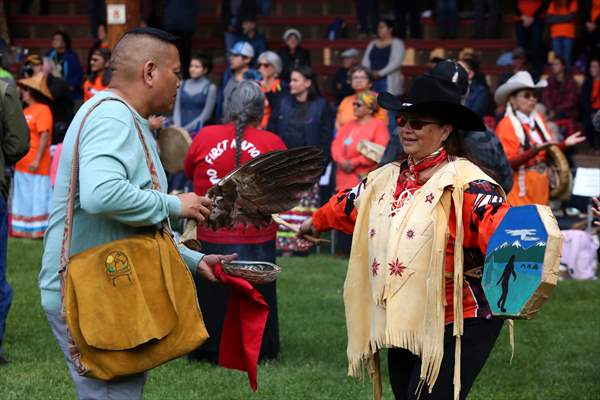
[41,27,231,399]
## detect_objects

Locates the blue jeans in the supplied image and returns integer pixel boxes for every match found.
[0,196,11,355]
[552,37,573,67]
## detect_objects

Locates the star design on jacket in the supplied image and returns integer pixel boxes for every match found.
[425,193,434,203]
[406,229,415,239]
[388,258,406,277]
[371,259,380,276]
[370,228,376,238]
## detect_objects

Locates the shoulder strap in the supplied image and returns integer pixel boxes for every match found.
[58,97,162,283]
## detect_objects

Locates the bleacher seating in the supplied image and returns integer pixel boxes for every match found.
[6,0,517,94]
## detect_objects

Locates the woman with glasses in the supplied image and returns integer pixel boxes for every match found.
[331,91,389,191]
[256,51,288,128]
[494,71,585,206]
[336,66,389,129]
[298,73,546,398]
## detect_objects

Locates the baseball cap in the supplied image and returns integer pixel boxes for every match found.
[229,41,255,58]
[341,48,360,59]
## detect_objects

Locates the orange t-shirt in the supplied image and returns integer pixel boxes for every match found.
[83,73,108,102]
[336,94,389,129]
[16,103,53,175]
[548,1,578,39]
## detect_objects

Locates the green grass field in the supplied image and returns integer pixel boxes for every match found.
[0,238,599,399]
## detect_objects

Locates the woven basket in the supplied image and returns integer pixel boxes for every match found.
[221,261,281,284]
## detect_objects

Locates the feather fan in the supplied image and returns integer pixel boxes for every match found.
[206,146,325,229]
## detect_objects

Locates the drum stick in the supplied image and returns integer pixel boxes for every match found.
[271,214,331,245]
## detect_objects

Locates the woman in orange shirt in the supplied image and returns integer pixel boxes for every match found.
[83,47,110,102]
[547,0,578,67]
[494,71,585,206]
[336,66,389,129]
[13,74,53,238]
[331,90,389,191]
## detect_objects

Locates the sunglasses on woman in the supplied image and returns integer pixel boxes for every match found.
[518,91,537,100]
[352,102,365,108]
[396,115,442,130]
[257,63,272,69]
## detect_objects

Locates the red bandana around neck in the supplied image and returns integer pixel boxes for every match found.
[393,148,448,200]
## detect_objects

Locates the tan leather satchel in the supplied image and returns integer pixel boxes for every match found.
[59,98,208,380]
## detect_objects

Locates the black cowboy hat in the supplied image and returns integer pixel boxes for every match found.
[377,74,485,132]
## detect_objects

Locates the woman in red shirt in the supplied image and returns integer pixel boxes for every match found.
[184,81,286,362]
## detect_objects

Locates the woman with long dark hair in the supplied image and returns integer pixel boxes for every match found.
[298,74,561,398]
[267,66,334,254]
[83,48,111,102]
[184,80,285,362]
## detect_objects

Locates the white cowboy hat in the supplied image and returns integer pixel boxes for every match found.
[494,71,547,105]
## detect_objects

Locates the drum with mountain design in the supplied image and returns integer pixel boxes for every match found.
[482,205,562,319]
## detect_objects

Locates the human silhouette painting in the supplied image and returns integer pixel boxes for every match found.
[496,255,518,312]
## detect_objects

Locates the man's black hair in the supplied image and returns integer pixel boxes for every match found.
[124,27,179,45]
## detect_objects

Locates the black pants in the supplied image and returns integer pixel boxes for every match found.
[394,1,421,39]
[388,317,503,400]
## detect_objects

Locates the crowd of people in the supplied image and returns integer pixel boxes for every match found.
[0,2,599,399]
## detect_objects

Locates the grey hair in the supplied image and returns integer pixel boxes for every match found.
[257,51,282,74]
[223,80,265,167]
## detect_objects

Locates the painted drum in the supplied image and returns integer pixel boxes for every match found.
[483,205,562,319]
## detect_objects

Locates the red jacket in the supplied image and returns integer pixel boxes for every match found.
[184,123,286,243]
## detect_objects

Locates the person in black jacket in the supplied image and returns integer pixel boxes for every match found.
[277,29,311,83]
[267,66,333,164]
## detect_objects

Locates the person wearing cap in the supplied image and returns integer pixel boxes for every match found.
[494,70,585,206]
[12,73,53,238]
[217,41,261,122]
[238,15,267,67]
[256,51,287,128]
[277,28,311,83]
[299,73,520,398]
[332,48,361,104]
[336,66,389,129]
[0,70,29,366]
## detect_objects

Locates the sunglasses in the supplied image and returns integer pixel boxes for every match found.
[518,91,537,100]
[352,102,365,108]
[257,63,272,68]
[396,115,442,130]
